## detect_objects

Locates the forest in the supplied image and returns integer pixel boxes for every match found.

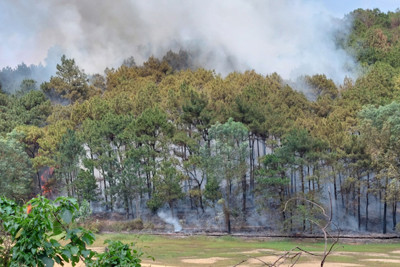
[1,8,400,235]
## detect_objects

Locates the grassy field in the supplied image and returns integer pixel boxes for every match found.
[90,234,400,266]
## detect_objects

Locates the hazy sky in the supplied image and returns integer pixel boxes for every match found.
[0,0,399,83]
[322,0,399,17]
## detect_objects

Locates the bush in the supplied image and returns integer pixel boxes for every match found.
[87,240,150,267]
[0,196,148,266]
[124,219,144,231]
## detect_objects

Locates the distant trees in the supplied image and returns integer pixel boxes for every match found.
[2,9,400,234]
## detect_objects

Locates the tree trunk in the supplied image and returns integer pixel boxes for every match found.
[339,171,344,208]
[249,134,255,194]
[101,168,108,210]
[169,202,174,217]
[242,174,247,216]
[257,137,261,167]
[37,172,42,196]
[393,201,397,231]
[357,181,361,231]
[383,199,387,234]
[300,164,306,231]
[124,193,130,219]
[383,177,388,234]
[366,173,369,231]
[146,171,151,199]
[332,167,337,201]
[223,200,231,234]
[300,164,305,195]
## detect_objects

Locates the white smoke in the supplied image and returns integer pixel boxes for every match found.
[1,0,358,82]
[157,210,182,232]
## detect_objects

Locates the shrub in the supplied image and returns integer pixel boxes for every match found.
[124,219,144,231]
[87,240,150,267]
[0,196,148,266]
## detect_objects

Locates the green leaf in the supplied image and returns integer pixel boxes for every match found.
[70,246,79,255]
[50,238,61,248]
[15,227,23,239]
[62,249,72,259]
[41,256,54,267]
[60,209,72,224]
[53,221,63,236]
[81,249,91,258]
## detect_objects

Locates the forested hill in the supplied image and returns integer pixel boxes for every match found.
[1,8,400,234]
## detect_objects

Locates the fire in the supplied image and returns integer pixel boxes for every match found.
[27,204,32,214]
[40,167,55,196]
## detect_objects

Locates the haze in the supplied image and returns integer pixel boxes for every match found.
[0,0,379,82]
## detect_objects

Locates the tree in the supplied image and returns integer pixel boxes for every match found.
[256,153,290,225]
[278,128,327,232]
[148,159,184,216]
[208,118,248,233]
[17,90,52,127]
[41,55,90,104]
[359,101,400,233]
[132,107,175,199]
[304,74,338,100]
[14,125,45,195]
[56,129,83,197]
[74,170,99,204]
[0,130,33,200]
[162,50,193,71]
[16,79,37,96]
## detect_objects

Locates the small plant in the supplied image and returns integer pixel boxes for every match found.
[87,240,150,267]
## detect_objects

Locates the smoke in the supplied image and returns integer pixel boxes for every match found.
[1,0,357,82]
[157,210,182,232]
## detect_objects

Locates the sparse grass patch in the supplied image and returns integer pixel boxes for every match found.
[88,234,400,267]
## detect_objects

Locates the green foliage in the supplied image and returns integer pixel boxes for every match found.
[304,74,338,100]
[0,196,147,266]
[0,196,96,266]
[75,170,99,203]
[150,159,184,213]
[41,55,90,104]
[0,130,33,200]
[56,129,84,197]
[87,240,145,267]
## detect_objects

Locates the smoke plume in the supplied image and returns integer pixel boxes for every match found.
[1,0,357,82]
[157,211,182,232]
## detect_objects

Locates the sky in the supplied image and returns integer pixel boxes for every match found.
[322,0,399,17]
[0,0,399,83]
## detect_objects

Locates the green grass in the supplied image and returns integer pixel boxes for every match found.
[90,234,400,266]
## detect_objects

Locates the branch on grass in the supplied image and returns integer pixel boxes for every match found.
[234,192,340,267]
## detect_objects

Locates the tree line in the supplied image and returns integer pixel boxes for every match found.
[1,8,400,234]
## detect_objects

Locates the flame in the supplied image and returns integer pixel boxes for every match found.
[40,167,55,196]
[27,204,32,214]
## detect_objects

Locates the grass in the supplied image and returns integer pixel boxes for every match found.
[89,234,400,266]
[93,233,400,267]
